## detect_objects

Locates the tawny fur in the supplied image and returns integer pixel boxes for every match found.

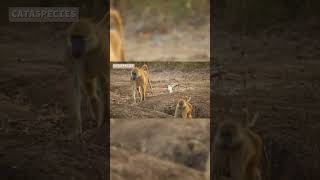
[130,64,153,103]
[64,16,109,140]
[212,113,263,180]
[110,8,125,61]
[174,96,192,119]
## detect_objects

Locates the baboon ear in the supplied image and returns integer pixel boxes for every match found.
[241,107,250,127]
[248,112,259,127]
[241,107,259,127]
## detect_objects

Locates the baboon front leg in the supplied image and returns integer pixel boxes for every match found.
[230,153,245,180]
[138,86,143,102]
[132,82,137,103]
[71,71,82,136]
[187,112,192,119]
[85,78,103,128]
[252,168,262,180]
[174,107,179,118]
[182,111,188,118]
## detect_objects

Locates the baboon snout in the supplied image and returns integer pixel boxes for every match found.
[131,72,137,80]
[178,100,185,107]
[220,132,233,148]
[71,36,86,58]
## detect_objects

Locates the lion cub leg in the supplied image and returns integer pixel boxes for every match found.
[85,78,103,127]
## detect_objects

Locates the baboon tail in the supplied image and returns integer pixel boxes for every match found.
[186,96,191,103]
[141,64,149,72]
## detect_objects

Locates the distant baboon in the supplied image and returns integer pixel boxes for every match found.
[174,96,192,119]
[212,112,263,180]
[110,8,125,61]
[64,15,109,139]
[130,64,153,103]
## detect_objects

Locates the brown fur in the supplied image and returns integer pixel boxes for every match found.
[212,112,263,180]
[174,96,193,119]
[130,64,153,103]
[110,8,125,61]
[64,17,109,139]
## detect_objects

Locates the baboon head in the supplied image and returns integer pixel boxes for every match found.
[178,99,187,109]
[215,120,243,150]
[177,96,191,109]
[215,112,259,150]
[68,19,99,59]
[131,67,141,80]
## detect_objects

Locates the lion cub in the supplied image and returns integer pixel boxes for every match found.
[131,64,153,103]
[174,96,193,119]
[110,8,125,61]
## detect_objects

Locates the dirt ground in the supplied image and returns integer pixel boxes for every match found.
[110,118,210,179]
[0,23,109,179]
[213,19,320,180]
[110,63,210,118]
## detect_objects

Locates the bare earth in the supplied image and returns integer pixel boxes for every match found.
[213,20,320,179]
[110,118,210,179]
[111,63,210,118]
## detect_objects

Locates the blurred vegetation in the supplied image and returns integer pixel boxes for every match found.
[1,0,210,25]
[216,0,320,32]
[111,0,210,25]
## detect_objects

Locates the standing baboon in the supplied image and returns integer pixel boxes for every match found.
[213,112,263,180]
[174,96,193,119]
[130,64,153,103]
[64,15,109,139]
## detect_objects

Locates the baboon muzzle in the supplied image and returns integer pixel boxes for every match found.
[131,72,137,80]
[71,36,86,58]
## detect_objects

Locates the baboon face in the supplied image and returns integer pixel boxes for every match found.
[131,68,141,80]
[68,20,99,59]
[215,120,243,150]
[178,99,186,109]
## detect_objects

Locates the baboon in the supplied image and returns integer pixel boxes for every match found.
[64,15,109,139]
[174,96,193,119]
[110,8,125,61]
[212,112,263,180]
[130,64,153,103]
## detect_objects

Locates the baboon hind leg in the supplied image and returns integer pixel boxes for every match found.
[138,86,143,102]
[69,71,83,139]
[142,84,147,101]
[85,78,104,128]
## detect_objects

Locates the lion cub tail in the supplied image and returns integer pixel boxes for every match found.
[110,8,124,38]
